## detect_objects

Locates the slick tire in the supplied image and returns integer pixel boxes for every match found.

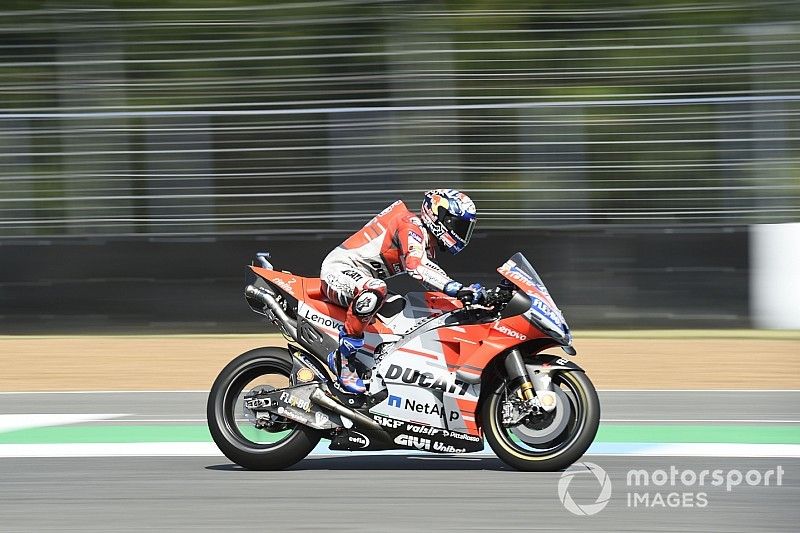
[481,370,600,472]
[207,347,321,470]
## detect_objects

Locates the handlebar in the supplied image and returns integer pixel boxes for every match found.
[457,285,513,309]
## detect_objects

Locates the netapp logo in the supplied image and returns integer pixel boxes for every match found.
[385,365,470,396]
[303,309,343,329]
[387,395,460,421]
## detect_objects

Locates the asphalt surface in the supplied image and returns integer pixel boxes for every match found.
[0,456,796,532]
[1,391,798,532]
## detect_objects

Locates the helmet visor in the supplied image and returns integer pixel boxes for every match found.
[443,214,475,245]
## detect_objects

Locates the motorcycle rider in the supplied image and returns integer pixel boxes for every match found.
[321,188,483,394]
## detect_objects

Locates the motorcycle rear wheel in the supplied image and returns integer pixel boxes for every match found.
[207,347,321,470]
[482,370,600,472]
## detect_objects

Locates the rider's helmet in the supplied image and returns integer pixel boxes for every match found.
[420,189,477,255]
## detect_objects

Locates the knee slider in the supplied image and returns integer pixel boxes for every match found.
[352,279,387,317]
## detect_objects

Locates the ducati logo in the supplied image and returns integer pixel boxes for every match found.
[385,364,470,396]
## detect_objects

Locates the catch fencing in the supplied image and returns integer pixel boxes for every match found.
[0,1,798,237]
[0,1,796,330]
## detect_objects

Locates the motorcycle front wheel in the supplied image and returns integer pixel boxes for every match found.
[207,347,321,470]
[481,370,600,472]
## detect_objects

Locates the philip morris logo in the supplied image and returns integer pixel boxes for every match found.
[558,462,612,516]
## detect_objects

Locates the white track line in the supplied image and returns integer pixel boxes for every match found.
[0,442,222,458]
[613,443,800,458]
[88,418,207,423]
[0,414,127,433]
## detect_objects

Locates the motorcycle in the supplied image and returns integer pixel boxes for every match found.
[207,251,600,471]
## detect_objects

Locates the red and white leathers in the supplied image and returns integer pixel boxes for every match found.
[321,200,457,337]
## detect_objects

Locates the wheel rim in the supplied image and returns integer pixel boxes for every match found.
[491,371,588,460]
[220,360,300,449]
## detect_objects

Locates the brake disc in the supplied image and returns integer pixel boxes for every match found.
[509,386,571,445]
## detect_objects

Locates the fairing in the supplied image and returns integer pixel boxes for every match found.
[497,253,573,345]
[248,257,571,438]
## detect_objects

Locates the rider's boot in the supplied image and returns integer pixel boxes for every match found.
[327,327,366,394]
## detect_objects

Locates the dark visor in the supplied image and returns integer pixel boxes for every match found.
[443,214,475,245]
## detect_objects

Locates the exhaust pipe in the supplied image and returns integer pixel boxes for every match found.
[245,284,298,339]
[310,388,382,431]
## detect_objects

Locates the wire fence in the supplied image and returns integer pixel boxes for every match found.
[0,0,798,237]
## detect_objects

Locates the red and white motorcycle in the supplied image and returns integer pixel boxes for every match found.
[207,252,599,471]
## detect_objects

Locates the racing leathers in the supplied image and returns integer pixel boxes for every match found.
[321,200,461,338]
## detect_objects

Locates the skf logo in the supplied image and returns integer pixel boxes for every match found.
[373,415,404,429]
[494,323,527,341]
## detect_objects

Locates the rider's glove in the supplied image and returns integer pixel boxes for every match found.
[456,283,486,305]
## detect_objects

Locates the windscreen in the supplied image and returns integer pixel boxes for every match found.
[497,252,570,342]
[498,253,552,302]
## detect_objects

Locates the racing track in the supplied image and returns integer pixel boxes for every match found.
[0,391,798,532]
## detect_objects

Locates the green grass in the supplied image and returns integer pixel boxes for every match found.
[0,424,797,445]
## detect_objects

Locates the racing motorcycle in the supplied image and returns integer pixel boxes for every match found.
[207,252,600,471]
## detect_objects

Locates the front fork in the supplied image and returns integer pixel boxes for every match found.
[503,348,557,412]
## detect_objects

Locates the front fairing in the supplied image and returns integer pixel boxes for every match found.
[497,253,573,346]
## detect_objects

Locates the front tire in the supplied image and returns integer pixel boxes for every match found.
[207,347,321,470]
[482,370,600,472]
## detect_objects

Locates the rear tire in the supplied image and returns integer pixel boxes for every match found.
[481,370,600,472]
[207,347,321,470]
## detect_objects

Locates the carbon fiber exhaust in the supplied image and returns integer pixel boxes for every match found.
[245,284,298,339]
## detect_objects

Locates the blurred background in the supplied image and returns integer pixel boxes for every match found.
[1,0,798,333]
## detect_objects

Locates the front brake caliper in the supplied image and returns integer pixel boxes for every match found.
[501,396,538,426]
